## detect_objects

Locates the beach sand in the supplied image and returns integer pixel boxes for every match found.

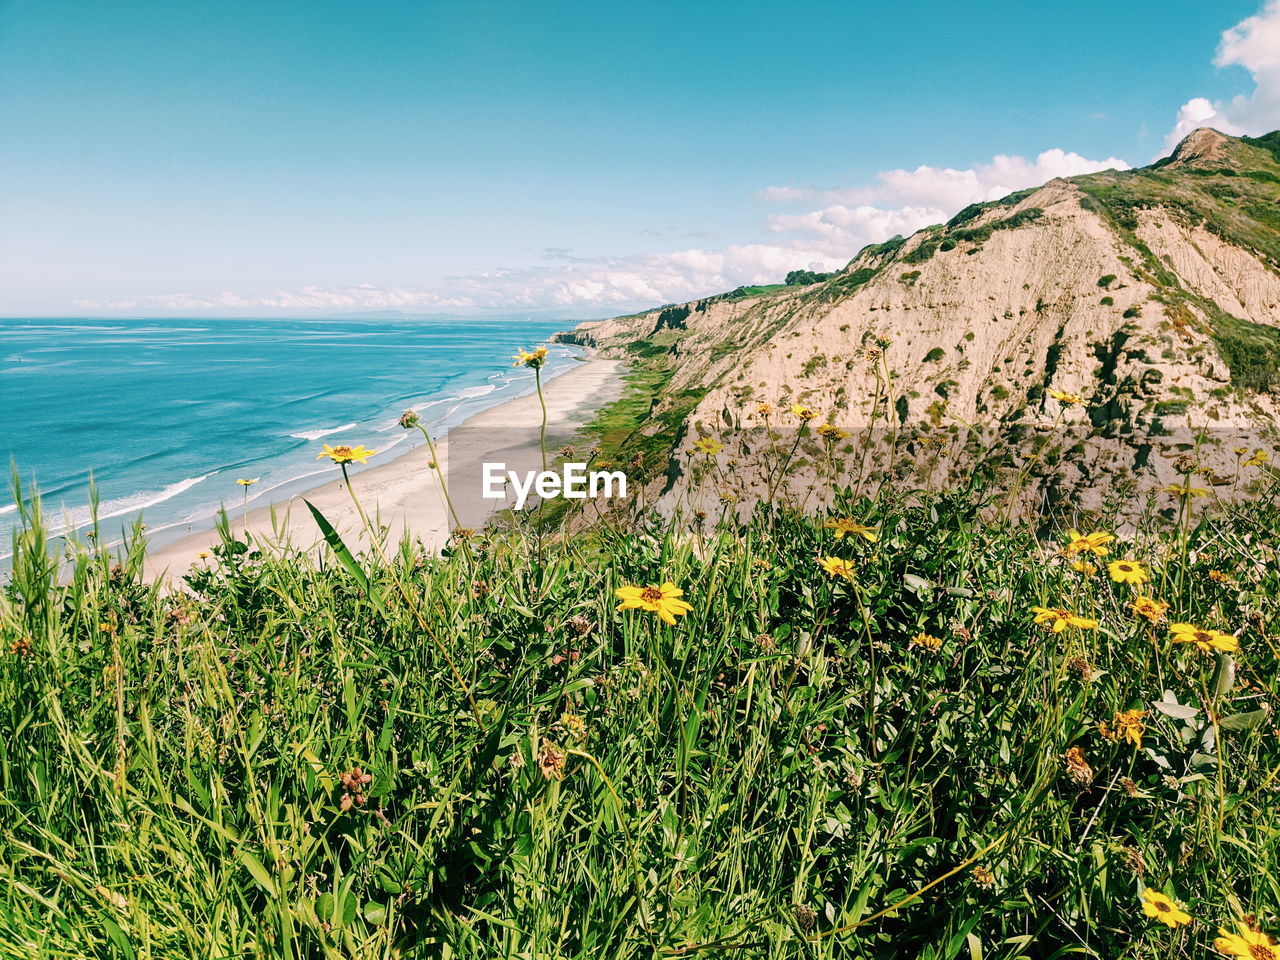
[144,357,625,581]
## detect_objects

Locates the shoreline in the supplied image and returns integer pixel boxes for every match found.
[143,355,625,581]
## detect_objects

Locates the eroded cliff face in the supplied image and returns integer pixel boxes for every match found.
[562,129,1280,516]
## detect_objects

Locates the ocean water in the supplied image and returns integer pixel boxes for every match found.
[0,317,583,556]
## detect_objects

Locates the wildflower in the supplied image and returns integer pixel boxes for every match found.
[398,409,421,429]
[1119,776,1139,796]
[1031,606,1099,633]
[567,613,594,637]
[756,402,774,417]
[910,632,943,652]
[817,423,850,442]
[1108,560,1150,585]
[1047,388,1085,406]
[614,582,693,625]
[537,741,566,780]
[1130,596,1170,623]
[1066,656,1097,682]
[971,865,996,887]
[338,767,372,812]
[824,518,878,542]
[1161,482,1209,498]
[1064,746,1094,788]
[817,556,856,581]
[1244,449,1270,467]
[864,347,881,363]
[1071,559,1098,576]
[792,903,817,932]
[512,346,549,369]
[1208,569,1230,583]
[1170,622,1239,653]
[558,712,588,741]
[1062,528,1116,557]
[317,444,376,465]
[1100,709,1146,748]
[691,437,723,455]
[1140,889,1192,929]
[236,477,259,487]
[790,403,818,422]
[197,551,210,560]
[1234,446,1250,457]
[9,637,31,657]
[755,633,777,652]
[1215,922,1279,959]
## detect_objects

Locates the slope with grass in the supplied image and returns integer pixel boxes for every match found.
[560,129,1280,511]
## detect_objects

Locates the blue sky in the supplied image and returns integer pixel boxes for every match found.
[1,0,1277,317]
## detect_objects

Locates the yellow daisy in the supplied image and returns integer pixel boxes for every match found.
[1047,388,1085,406]
[1215,922,1279,959]
[824,518,878,542]
[317,444,376,465]
[691,437,724,455]
[1130,596,1170,623]
[1140,888,1192,929]
[1170,622,1239,653]
[1100,709,1145,748]
[790,403,818,422]
[1062,529,1115,557]
[1107,560,1150,585]
[910,632,943,652]
[512,346,549,368]
[1031,606,1099,633]
[236,477,260,486]
[614,582,693,625]
[817,556,856,580]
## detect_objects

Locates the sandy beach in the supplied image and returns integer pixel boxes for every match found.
[144,356,625,581]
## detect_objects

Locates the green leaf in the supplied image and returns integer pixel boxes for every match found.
[1219,707,1268,731]
[303,498,371,594]
[1212,654,1236,699]
[1151,699,1199,720]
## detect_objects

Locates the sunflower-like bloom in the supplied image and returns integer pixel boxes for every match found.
[756,402,774,417]
[1100,709,1146,748]
[790,403,818,422]
[236,477,260,486]
[1215,922,1279,959]
[1170,622,1239,653]
[1063,746,1094,787]
[1162,482,1209,498]
[1130,596,1170,623]
[1140,888,1192,928]
[1031,606,1099,633]
[1047,388,1085,406]
[1244,449,1270,467]
[512,346,549,369]
[317,444,376,465]
[1107,559,1150,585]
[1062,528,1115,557]
[824,518,878,542]
[817,556,856,580]
[1071,559,1098,576]
[615,582,693,625]
[817,423,850,442]
[910,631,943,652]
[691,437,723,455]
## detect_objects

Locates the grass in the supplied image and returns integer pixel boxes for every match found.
[3,422,1280,959]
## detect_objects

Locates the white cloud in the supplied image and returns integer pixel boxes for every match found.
[1163,0,1280,153]
[760,149,1127,256]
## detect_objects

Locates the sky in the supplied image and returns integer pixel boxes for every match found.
[1,0,1278,318]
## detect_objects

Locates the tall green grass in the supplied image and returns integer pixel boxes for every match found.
[2,465,1279,958]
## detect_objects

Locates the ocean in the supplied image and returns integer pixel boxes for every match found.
[0,316,583,556]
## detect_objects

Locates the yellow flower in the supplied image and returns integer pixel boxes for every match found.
[1031,606,1099,633]
[1062,529,1115,557]
[1047,388,1085,406]
[1207,569,1230,583]
[790,403,818,422]
[614,582,693,625]
[1162,482,1209,498]
[1130,596,1170,623]
[236,477,260,486]
[691,437,724,455]
[1107,560,1149,585]
[197,551,210,560]
[512,345,549,369]
[817,423,850,442]
[1100,709,1146,748]
[756,402,774,417]
[1071,559,1098,576]
[817,556,856,580]
[1244,449,1270,467]
[1170,622,1239,653]
[824,518,878,542]
[317,444,376,465]
[1140,888,1192,929]
[910,632,943,652]
[1215,922,1279,959]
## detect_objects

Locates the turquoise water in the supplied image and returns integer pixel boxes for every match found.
[0,317,582,555]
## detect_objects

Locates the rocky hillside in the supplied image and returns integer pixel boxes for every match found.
[558,129,1280,514]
